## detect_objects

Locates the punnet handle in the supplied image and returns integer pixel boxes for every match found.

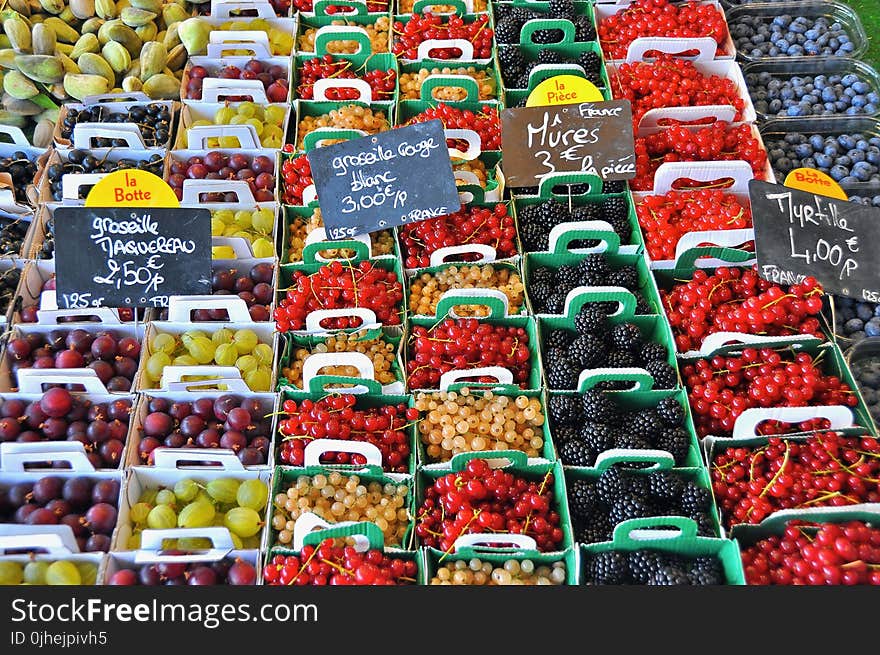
[16,368,111,394]
[135,527,235,563]
[150,447,246,470]
[167,295,253,322]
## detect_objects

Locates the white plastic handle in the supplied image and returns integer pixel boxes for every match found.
[625,36,717,63]
[205,31,273,59]
[292,513,372,553]
[159,365,251,392]
[150,447,246,470]
[305,127,367,149]
[209,0,277,18]
[445,128,482,159]
[454,170,481,186]
[61,173,106,201]
[303,438,383,467]
[672,229,755,265]
[186,124,260,150]
[301,351,375,394]
[181,179,256,206]
[313,25,372,55]
[439,366,515,391]
[0,441,97,472]
[38,289,124,324]
[437,288,510,318]
[561,286,633,318]
[200,77,269,104]
[135,527,234,563]
[303,308,378,333]
[416,39,475,61]
[452,533,537,552]
[638,105,737,130]
[577,367,654,392]
[428,244,496,267]
[652,161,755,195]
[0,525,80,555]
[71,123,147,149]
[731,406,855,440]
[313,78,372,103]
[167,295,253,322]
[547,220,618,254]
[301,184,318,205]
[212,236,258,259]
[593,449,677,471]
[0,124,32,146]
[416,0,473,12]
[16,368,111,394]
[303,227,372,263]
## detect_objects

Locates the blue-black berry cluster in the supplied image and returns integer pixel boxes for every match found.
[747,71,879,118]
[764,132,880,183]
[834,296,880,347]
[849,354,880,426]
[584,549,725,585]
[517,197,632,253]
[731,13,858,59]
[850,194,880,208]
[493,0,596,45]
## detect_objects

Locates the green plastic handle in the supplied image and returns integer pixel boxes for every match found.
[314,30,373,57]
[519,19,576,47]
[302,128,368,152]
[413,0,467,14]
[435,292,507,319]
[550,223,621,255]
[444,382,522,394]
[449,450,529,472]
[420,75,480,103]
[610,517,699,548]
[577,369,656,393]
[526,65,590,91]
[564,287,637,321]
[301,521,386,550]
[313,0,368,16]
[307,374,383,395]
[301,239,371,264]
[537,172,604,199]
[456,183,485,203]
[673,246,754,274]
[593,449,676,472]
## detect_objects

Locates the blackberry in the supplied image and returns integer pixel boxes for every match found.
[555,265,577,285]
[693,512,717,537]
[657,427,691,464]
[624,475,651,498]
[540,199,569,227]
[605,350,636,368]
[615,432,651,451]
[602,196,631,240]
[628,550,664,584]
[569,334,605,368]
[644,359,677,389]
[567,479,598,519]
[545,328,574,350]
[648,566,691,586]
[545,292,566,314]
[611,322,643,354]
[549,394,580,426]
[515,71,533,90]
[579,422,615,454]
[546,359,577,389]
[575,253,610,279]
[553,424,578,444]
[531,266,553,285]
[533,28,563,44]
[571,204,599,222]
[580,390,618,422]
[529,280,554,308]
[656,397,685,426]
[604,180,626,194]
[680,484,711,515]
[494,3,513,20]
[538,48,564,64]
[498,48,526,84]
[647,471,685,501]
[589,551,629,585]
[630,409,663,440]
[596,468,625,504]
[511,7,535,21]
[606,266,639,290]
[635,295,653,315]
[495,17,522,44]
[519,221,548,251]
[577,514,611,544]
[640,342,667,365]
[689,557,724,585]
[573,304,607,336]
[560,438,594,466]
[609,493,653,525]
[574,16,597,41]
[578,50,602,76]
[549,0,576,20]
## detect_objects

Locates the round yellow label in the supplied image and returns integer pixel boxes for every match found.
[85,169,180,208]
[525,75,604,107]
[783,168,849,201]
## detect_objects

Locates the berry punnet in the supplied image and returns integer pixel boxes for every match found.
[296,105,392,150]
[295,55,396,101]
[741,520,880,585]
[711,433,880,526]
[765,132,880,184]
[550,391,692,467]
[835,296,880,347]
[109,558,258,586]
[286,207,394,264]
[392,14,494,61]
[498,48,603,96]
[746,70,880,119]
[682,349,859,439]
[0,152,37,204]
[631,123,768,191]
[292,0,388,11]
[398,203,517,269]
[274,260,404,331]
[59,103,172,149]
[46,151,164,201]
[415,457,565,553]
[494,1,596,45]
[263,542,417,586]
[407,318,532,390]
[400,66,498,101]
[598,0,730,61]
[611,55,747,129]
[278,395,416,473]
[430,557,567,585]
[517,197,632,254]
[636,190,753,262]
[730,13,858,59]
[299,16,391,55]
[405,103,501,151]
[410,265,525,317]
[661,267,824,353]
[280,154,314,206]
[583,549,726,585]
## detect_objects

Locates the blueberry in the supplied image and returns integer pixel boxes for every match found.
[814,153,833,168]
[857,303,875,321]
[867,319,880,337]
[853,81,870,94]
[830,165,849,181]
[821,87,838,103]
[786,104,805,117]
[838,134,857,150]
[874,303,880,316]
[861,387,877,403]
[846,318,865,333]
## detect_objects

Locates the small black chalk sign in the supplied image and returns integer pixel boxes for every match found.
[54,206,212,308]
[306,120,462,240]
[501,100,636,188]
[750,180,880,300]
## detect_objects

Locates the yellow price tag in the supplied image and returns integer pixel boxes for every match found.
[85,169,180,208]
[526,75,604,107]
[783,168,848,201]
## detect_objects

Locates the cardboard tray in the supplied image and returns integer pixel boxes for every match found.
[181,56,293,106]
[422,542,579,584]
[52,96,178,151]
[202,201,280,261]
[0,124,47,217]
[167,149,280,207]
[397,61,503,106]
[173,102,292,151]
[297,6,391,54]
[0,525,107,586]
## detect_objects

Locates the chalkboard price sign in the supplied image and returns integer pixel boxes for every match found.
[306,120,462,240]
[500,100,636,188]
[749,180,880,300]
[54,206,212,308]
